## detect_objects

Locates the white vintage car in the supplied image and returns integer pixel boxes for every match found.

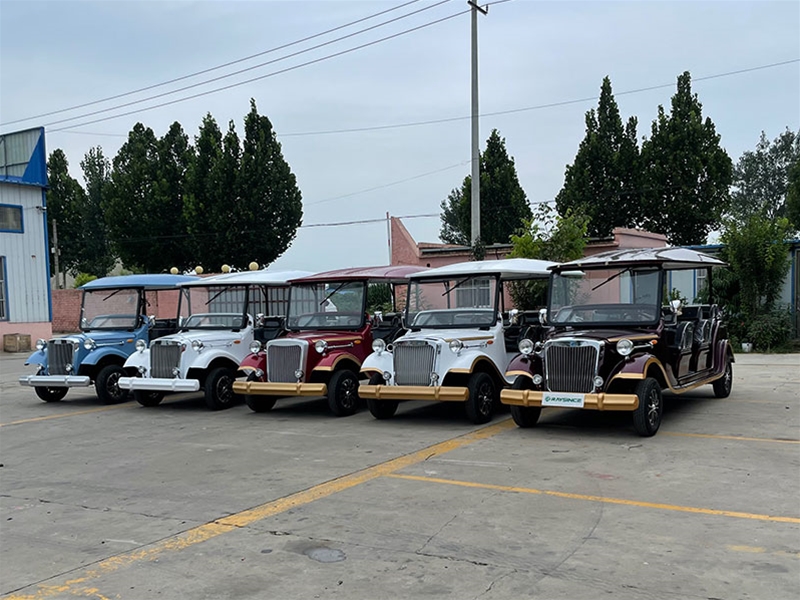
[359,258,555,424]
[118,269,310,410]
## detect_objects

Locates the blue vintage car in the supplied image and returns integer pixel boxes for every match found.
[18,273,197,404]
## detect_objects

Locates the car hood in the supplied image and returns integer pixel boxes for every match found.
[73,330,140,345]
[155,330,244,345]
[547,328,658,343]
[280,330,363,344]
[396,329,494,344]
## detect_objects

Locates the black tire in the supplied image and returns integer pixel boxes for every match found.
[465,372,497,425]
[509,376,541,428]
[95,364,129,405]
[135,390,164,407]
[366,373,398,420]
[205,367,239,411]
[712,358,733,398]
[245,395,278,413]
[327,370,359,417]
[35,386,67,402]
[632,377,663,437]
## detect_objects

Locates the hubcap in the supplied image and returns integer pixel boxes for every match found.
[646,389,660,428]
[724,363,732,391]
[340,377,356,409]
[217,375,233,404]
[107,372,124,399]
[478,382,493,415]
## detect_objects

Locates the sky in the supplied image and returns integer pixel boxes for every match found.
[1,0,798,273]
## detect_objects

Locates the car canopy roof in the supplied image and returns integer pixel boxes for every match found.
[409,258,556,282]
[290,265,427,285]
[556,247,726,271]
[80,273,200,291]
[180,269,313,287]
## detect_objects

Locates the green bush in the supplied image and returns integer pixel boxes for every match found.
[73,273,98,288]
[746,309,792,351]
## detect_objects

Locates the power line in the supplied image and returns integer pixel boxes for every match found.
[0,0,426,127]
[278,58,800,137]
[44,0,462,131]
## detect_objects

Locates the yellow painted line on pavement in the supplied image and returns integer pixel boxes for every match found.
[386,473,800,524]
[662,431,800,444]
[0,404,133,427]
[7,419,516,600]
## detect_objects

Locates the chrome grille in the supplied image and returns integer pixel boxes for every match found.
[47,341,74,375]
[268,344,302,383]
[152,342,181,378]
[393,341,436,386]
[544,341,599,393]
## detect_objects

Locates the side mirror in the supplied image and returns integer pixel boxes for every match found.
[178,316,185,327]
[147,315,156,328]
[80,317,89,328]
[509,309,520,325]
[670,299,683,315]
[373,310,383,325]
[538,307,548,325]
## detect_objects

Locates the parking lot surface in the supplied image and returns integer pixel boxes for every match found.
[2,352,799,599]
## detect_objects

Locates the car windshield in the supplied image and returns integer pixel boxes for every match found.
[406,276,498,329]
[81,288,142,330]
[286,281,367,330]
[549,267,661,326]
[180,285,248,330]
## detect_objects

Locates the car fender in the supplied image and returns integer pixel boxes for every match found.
[187,348,241,371]
[607,353,672,388]
[24,349,47,367]
[313,352,362,373]
[445,350,504,381]
[238,352,266,375]
[504,353,538,380]
[360,351,393,377]
[123,349,150,373]
[80,346,131,368]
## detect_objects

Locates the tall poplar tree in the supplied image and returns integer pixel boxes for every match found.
[45,149,85,280]
[79,147,115,276]
[640,72,732,245]
[555,77,640,238]
[440,129,531,246]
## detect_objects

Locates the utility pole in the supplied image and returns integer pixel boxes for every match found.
[52,219,61,289]
[469,0,487,249]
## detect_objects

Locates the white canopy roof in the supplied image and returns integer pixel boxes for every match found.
[410,258,556,281]
[180,269,313,287]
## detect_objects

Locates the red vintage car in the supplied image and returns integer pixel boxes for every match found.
[232,265,426,416]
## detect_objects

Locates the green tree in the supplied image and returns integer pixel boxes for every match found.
[231,99,303,268]
[79,146,115,276]
[556,77,640,238]
[786,158,800,231]
[45,149,86,281]
[730,129,800,222]
[507,204,589,308]
[105,122,193,272]
[640,72,733,246]
[440,129,532,247]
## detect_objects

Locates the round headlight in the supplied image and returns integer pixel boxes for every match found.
[382,371,392,382]
[372,339,386,354]
[430,372,440,384]
[294,369,304,380]
[83,338,96,351]
[518,338,534,355]
[249,340,262,354]
[191,339,204,351]
[135,339,147,352]
[35,339,47,351]
[593,376,604,389]
[616,339,634,357]
[449,339,464,353]
[532,374,543,385]
[314,340,328,354]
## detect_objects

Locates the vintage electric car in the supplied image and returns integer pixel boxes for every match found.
[119,269,309,410]
[500,247,733,437]
[18,273,197,404]
[232,265,425,416]
[359,258,555,424]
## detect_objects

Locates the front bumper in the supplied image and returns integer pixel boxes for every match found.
[232,381,328,397]
[18,375,91,388]
[359,384,468,402]
[500,389,639,411]
[118,376,200,393]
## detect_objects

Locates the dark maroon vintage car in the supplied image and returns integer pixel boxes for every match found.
[232,265,425,416]
[500,247,733,437]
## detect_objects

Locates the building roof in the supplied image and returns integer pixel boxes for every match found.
[291,265,427,284]
[81,274,200,290]
[557,247,726,271]
[410,258,556,281]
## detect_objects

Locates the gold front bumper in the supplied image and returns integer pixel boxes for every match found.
[359,384,468,402]
[232,381,328,397]
[500,389,639,411]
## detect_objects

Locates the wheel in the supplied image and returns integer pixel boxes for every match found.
[327,370,359,417]
[245,395,278,413]
[95,364,129,405]
[135,390,164,407]
[465,372,497,425]
[34,386,67,402]
[366,373,398,419]
[509,376,541,428]
[632,377,663,437]
[205,367,239,411]
[712,358,733,398]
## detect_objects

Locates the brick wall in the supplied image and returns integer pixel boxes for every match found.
[52,289,82,332]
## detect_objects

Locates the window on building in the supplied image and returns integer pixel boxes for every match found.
[0,257,7,320]
[695,269,708,302]
[0,205,23,233]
